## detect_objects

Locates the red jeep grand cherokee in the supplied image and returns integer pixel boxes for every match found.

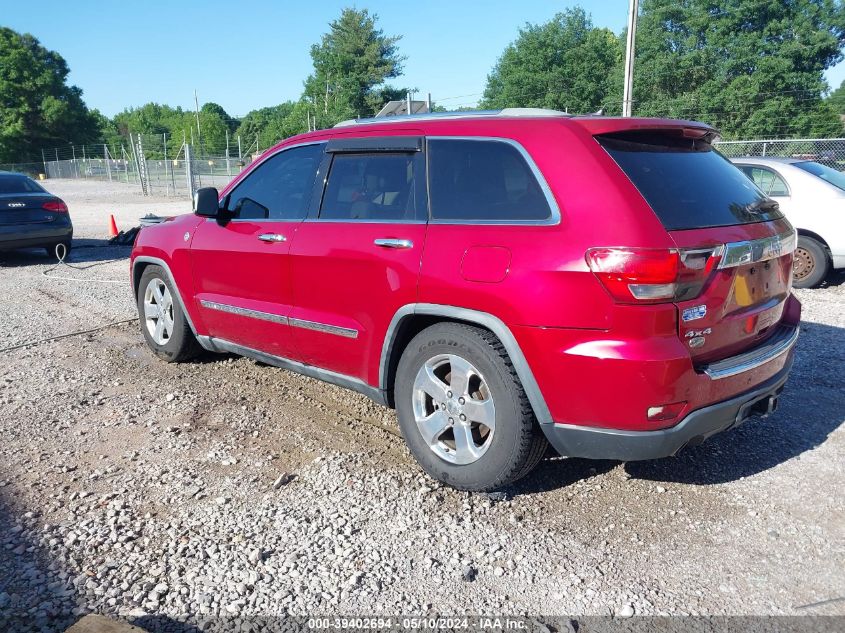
[130,109,801,491]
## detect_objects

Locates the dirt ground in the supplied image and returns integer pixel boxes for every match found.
[0,179,843,631]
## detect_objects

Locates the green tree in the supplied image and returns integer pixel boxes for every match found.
[0,28,100,162]
[480,8,622,113]
[303,8,406,119]
[628,0,845,138]
[202,102,238,133]
[828,79,845,115]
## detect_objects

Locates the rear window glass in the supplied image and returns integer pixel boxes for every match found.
[598,132,783,230]
[428,139,552,221]
[0,175,45,194]
[793,160,845,192]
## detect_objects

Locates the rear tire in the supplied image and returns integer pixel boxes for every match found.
[137,265,201,362]
[793,236,829,289]
[394,322,547,491]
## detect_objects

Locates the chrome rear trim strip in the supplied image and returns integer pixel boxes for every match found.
[289,317,358,339]
[200,300,289,325]
[702,324,799,380]
[718,229,796,270]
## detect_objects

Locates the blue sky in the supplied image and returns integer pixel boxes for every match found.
[4,0,844,118]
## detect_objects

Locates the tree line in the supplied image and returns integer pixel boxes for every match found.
[2,1,845,164]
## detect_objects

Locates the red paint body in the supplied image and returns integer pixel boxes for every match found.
[131,114,801,434]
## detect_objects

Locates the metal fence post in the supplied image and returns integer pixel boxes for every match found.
[226,130,231,178]
[163,133,170,196]
[762,142,767,157]
[185,143,194,195]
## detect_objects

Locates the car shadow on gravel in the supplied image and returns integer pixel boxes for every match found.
[0,239,131,268]
[505,455,618,496]
[0,487,78,632]
[0,487,206,632]
[625,321,845,486]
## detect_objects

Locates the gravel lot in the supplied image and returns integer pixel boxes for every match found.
[1,180,843,631]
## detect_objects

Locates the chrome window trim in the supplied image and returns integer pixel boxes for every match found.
[425,136,561,226]
[718,229,797,270]
[221,140,328,223]
[301,218,426,225]
[199,300,289,325]
[702,325,799,380]
[289,317,358,339]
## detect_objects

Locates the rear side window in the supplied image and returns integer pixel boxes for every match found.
[598,132,783,230]
[320,153,418,221]
[739,166,789,197]
[428,139,552,222]
[794,160,845,192]
[227,143,323,220]
[0,176,45,194]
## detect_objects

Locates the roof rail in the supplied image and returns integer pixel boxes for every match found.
[333,107,571,128]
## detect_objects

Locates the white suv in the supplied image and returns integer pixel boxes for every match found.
[731,156,845,288]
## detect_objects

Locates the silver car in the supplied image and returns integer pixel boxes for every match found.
[730,157,845,288]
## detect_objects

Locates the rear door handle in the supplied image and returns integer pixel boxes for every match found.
[374,238,413,249]
[258,233,287,243]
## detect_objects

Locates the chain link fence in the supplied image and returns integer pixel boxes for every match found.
[715,137,845,171]
[0,133,265,199]
[4,135,844,200]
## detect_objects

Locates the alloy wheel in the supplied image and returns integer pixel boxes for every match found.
[143,278,174,345]
[412,353,496,465]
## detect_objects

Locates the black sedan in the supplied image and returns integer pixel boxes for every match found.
[0,171,73,256]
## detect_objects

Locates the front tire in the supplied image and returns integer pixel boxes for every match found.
[137,265,201,362]
[394,323,547,491]
[793,236,829,289]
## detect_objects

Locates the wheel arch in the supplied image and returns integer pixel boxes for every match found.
[796,228,832,254]
[132,256,199,336]
[379,304,553,425]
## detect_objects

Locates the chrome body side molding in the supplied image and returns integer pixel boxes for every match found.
[200,300,289,325]
[197,336,386,406]
[289,317,359,339]
[378,303,553,425]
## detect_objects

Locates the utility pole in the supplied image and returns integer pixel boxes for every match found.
[194,89,202,156]
[622,0,639,117]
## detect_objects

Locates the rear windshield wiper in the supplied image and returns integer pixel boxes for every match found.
[744,198,779,214]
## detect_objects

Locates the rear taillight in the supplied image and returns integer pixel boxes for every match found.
[586,246,723,304]
[42,200,68,213]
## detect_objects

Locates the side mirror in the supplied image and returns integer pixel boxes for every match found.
[193,187,220,217]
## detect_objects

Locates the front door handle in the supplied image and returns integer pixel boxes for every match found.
[258,233,287,243]
[374,238,413,249]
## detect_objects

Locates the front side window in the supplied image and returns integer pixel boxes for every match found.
[428,139,552,222]
[227,143,323,220]
[320,153,418,221]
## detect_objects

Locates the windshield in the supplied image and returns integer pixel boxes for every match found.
[597,132,783,230]
[793,161,845,192]
[0,175,46,195]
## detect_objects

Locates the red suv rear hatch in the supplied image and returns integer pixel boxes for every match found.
[595,127,797,365]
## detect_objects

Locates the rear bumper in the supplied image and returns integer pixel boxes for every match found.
[541,356,793,461]
[0,225,73,250]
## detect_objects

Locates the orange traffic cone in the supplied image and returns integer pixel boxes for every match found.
[108,214,119,238]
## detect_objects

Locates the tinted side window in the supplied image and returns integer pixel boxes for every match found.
[428,139,552,221]
[320,153,418,221]
[227,143,323,220]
